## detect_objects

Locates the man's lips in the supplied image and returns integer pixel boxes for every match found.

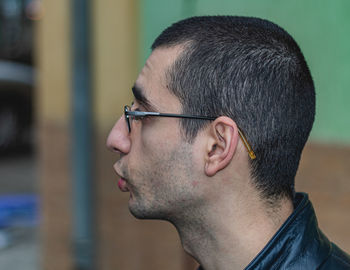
[118,177,129,192]
[113,163,130,192]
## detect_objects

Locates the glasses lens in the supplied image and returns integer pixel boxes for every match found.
[124,105,131,132]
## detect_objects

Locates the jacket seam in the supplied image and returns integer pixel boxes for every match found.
[332,252,350,266]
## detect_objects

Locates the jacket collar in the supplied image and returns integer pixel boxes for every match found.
[244,192,331,269]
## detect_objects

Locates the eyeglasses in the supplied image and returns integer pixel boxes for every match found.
[124,105,256,160]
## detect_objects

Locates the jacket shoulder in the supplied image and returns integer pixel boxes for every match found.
[319,243,350,269]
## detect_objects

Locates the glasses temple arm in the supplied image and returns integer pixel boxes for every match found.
[237,129,256,160]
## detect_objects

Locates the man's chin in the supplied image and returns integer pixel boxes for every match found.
[128,202,165,220]
[128,199,147,219]
[129,206,152,219]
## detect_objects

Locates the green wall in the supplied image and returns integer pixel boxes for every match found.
[140,0,350,144]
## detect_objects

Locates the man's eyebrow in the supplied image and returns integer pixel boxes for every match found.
[132,85,153,109]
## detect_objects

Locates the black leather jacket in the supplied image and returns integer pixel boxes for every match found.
[198,193,350,269]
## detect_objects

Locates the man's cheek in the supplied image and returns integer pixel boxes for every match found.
[140,128,164,153]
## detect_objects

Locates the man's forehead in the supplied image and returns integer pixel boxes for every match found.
[147,45,183,67]
[137,46,182,84]
[133,46,183,110]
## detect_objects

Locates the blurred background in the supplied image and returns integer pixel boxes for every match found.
[0,0,349,269]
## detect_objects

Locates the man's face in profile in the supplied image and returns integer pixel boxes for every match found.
[107,46,204,220]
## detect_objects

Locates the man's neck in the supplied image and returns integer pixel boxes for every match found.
[171,189,294,270]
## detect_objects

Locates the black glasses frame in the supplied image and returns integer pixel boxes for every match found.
[124,105,256,160]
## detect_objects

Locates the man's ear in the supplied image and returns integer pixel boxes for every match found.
[205,116,239,177]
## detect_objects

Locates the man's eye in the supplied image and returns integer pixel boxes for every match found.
[130,109,145,121]
[132,115,144,121]
[130,102,138,110]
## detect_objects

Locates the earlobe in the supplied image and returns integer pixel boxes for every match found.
[204,117,239,177]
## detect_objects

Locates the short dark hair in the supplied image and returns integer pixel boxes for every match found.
[152,16,315,202]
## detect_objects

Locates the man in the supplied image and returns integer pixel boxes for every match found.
[107,16,350,269]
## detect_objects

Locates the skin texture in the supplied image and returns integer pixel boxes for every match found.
[107,46,294,270]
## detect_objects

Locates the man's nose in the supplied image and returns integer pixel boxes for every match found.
[106,116,131,154]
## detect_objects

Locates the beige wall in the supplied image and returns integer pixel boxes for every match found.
[93,0,138,130]
[36,0,73,269]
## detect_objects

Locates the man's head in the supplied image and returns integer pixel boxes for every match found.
[151,16,315,202]
[107,15,315,220]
